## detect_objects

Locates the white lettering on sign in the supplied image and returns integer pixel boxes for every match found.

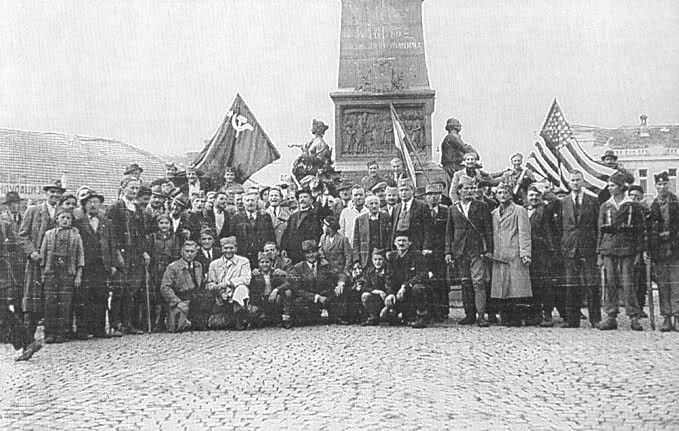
[0,183,44,199]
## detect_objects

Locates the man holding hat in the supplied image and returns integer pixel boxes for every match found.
[73,190,119,338]
[423,183,450,321]
[279,239,338,328]
[19,179,65,339]
[281,188,322,264]
[597,172,646,331]
[648,171,679,331]
[491,153,534,206]
[206,236,251,330]
[440,117,475,181]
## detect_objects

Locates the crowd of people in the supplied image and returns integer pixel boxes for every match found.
[1,146,678,362]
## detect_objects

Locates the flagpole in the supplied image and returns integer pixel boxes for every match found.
[389,104,430,184]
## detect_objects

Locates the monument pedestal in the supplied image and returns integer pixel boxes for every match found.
[331,0,444,187]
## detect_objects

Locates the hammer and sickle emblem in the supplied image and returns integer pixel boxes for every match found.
[232,114,254,137]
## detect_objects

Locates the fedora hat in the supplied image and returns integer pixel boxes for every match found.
[301,239,319,253]
[124,163,143,175]
[43,179,65,192]
[2,191,24,205]
[80,189,105,206]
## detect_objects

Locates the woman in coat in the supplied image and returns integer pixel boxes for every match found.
[490,183,532,326]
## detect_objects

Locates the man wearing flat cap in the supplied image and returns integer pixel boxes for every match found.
[279,239,338,328]
[597,172,646,331]
[19,179,65,340]
[206,236,251,330]
[371,181,389,209]
[144,185,169,233]
[648,171,679,331]
[440,117,475,181]
[169,194,198,242]
[73,190,119,338]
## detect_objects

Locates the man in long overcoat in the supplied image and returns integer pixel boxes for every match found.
[490,183,532,326]
[281,189,322,264]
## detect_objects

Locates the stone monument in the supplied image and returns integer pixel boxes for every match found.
[330,0,438,184]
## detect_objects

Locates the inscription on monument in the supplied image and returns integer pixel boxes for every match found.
[338,0,430,92]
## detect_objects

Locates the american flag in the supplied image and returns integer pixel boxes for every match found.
[528,99,615,196]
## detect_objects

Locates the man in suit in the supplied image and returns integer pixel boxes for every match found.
[445,177,493,326]
[279,239,338,328]
[1,191,25,301]
[73,190,120,338]
[390,179,432,253]
[106,176,147,335]
[281,189,322,264]
[143,185,168,234]
[206,192,232,240]
[231,192,276,268]
[554,170,601,328]
[169,195,198,242]
[160,240,202,332]
[266,187,291,247]
[525,185,556,327]
[384,186,400,218]
[180,166,213,199]
[353,195,391,269]
[194,227,221,278]
[423,184,451,321]
[19,179,65,342]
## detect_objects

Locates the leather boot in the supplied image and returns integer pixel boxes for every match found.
[597,318,618,330]
[660,317,673,332]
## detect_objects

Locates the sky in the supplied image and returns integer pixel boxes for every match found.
[1,0,678,183]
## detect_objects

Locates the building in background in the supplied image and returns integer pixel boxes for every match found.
[0,128,167,206]
[573,115,679,196]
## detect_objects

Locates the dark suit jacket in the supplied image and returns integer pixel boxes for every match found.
[106,200,146,256]
[193,246,221,278]
[74,216,119,271]
[249,271,286,300]
[555,193,599,258]
[429,204,449,255]
[205,209,232,239]
[445,200,492,259]
[171,213,199,242]
[353,212,392,268]
[283,260,338,301]
[526,205,554,269]
[231,211,275,264]
[280,208,322,264]
[385,249,427,295]
[390,198,432,251]
[19,203,56,256]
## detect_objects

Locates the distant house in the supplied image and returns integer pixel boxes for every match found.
[573,115,679,196]
[0,128,167,203]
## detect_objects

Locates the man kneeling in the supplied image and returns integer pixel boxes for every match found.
[382,234,430,328]
[249,252,286,327]
[206,236,252,330]
[161,241,202,332]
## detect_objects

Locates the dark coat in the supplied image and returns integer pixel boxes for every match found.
[106,200,146,258]
[554,193,599,258]
[249,271,286,300]
[74,216,119,271]
[385,249,427,295]
[230,210,276,265]
[361,266,389,294]
[445,199,493,259]
[648,192,679,261]
[597,199,645,257]
[170,213,199,242]
[19,203,57,256]
[440,131,473,171]
[352,212,392,268]
[526,204,554,269]
[390,198,432,251]
[428,204,449,255]
[280,208,322,264]
[205,209,232,239]
[283,259,338,302]
[194,246,221,278]
[319,232,352,274]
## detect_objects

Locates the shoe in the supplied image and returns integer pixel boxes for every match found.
[15,341,43,362]
[560,322,580,329]
[281,314,293,329]
[477,318,489,328]
[337,319,352,325]
[458,315,476,325]
[630,317,643,331]
[410,318,427,329]
[660,317,673,332]
[539,318,554,328]
[487,315,499,324]
[597,318,618,331]
[360,317,379,326]
[109,328,124,337]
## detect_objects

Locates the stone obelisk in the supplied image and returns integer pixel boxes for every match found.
[330,0,437,183]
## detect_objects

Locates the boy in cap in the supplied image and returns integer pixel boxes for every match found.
[597,172,645,331]
[39,209,84,343]
[648,171,679,331]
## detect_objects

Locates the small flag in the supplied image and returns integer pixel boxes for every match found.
[390,104,417,187]
[193,94,280,184]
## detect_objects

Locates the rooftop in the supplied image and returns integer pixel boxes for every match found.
[572,115,679,149]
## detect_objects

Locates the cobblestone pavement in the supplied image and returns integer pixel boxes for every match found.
[1,310,677,431]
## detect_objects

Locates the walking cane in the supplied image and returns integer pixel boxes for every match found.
[645,257,655,330]
[144,266,152,333]
[600,265,606,312]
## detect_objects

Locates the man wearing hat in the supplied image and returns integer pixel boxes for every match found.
[205,236,251,330]
[332,181,354,216]
[440,117,475,181]
[279,239,339,328]
[73,190,119,338]
[281,189,323,264]
[490,153,535,206]
[2,191,25,294]
[143,185,169,233]
[106,176,147,335]
[124,163,144,179]
[266,187,291,247]
[353,195,392,270]
[598,149,635,204]
[370,181,388,208]
[445,176,494,326]
[597,172,646,331]
[391,178,433,252]
[169,194,198,242]
[423,183,450,321]
[230,192,276,268]
[648,171,679,331]
[19,179,65,339]
[319,215,352,275]
[361,161,389,194]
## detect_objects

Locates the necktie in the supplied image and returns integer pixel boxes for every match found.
[397,203,410,231]
[431,208,436,218]
[574,195,580,223]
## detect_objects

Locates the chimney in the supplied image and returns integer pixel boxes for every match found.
[639,114,649,137]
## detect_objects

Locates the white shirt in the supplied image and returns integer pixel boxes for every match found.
[47,203,57,219]
[188,180,201,197]
[172,216,181,233]
[572,191,583,206]
[401,199,413,214]
[339,205,368,245]
[214,208,225,233]
[89,215,99,232]
[460,201,471,218]
[121,196,136,212]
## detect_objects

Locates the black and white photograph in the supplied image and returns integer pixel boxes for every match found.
[1,0,678,429]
